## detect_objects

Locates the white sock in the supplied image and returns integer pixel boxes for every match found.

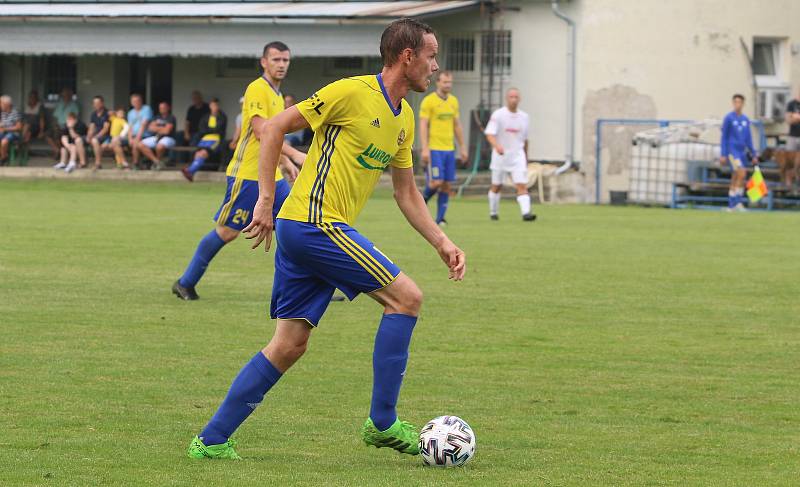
[517,194,531,215]
[488,191,500,215]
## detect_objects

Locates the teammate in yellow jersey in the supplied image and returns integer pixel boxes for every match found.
[172,41,306,301]
[186,19,465,460]
[419,71,468,225]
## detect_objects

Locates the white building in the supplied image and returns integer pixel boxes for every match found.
[2,0,798,201]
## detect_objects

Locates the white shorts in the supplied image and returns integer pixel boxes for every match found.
[491,166,528,186]
[141,136,176,149]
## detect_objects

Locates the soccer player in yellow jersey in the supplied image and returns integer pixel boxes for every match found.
[419,71,468,225]
[187,19,466,460]
[173,41,306,301]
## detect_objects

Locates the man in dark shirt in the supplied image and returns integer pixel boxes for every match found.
[87,95,111,170]
[785,88,800,151]
[54,112,88,173]
[185,91,210,146]
[139,101,177,170]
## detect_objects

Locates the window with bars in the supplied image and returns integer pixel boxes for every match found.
[44,56,77,102]
[445,36,475,72]
[481,31,512,72]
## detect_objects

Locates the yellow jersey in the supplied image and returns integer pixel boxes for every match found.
[419,92,459,151]
[278,74,415,225]
[109,117,127,138]
[226,76,285,181]
[201,115,221,143]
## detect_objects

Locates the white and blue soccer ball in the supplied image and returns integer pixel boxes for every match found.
[419,415,476,467]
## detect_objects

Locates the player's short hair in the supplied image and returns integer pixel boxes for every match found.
[437,71,453,80]
[130,92,143,100]
[507,87,521,95]
[93,95,104,102]
[732,93,745,101]
[263,41,290,56]
[380,18,435,67]
[0,95,12,105]
[209,97,220,104]
[66,111,77,119]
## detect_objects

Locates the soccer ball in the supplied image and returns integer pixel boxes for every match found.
[418,415,476,467]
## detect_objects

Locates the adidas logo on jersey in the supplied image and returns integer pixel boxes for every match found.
[371,118,381,128]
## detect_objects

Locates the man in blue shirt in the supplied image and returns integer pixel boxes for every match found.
[720,94,758,211]
[127,93,153,169]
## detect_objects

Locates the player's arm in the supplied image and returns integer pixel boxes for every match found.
[524,139,529,161]
[86,121,96,140]
[243,106,310,251]
[161,120,175,136]
[251,116,304,181]
[454,116,468,163]
[484,114,503,155]
[419,117,431,165]
[392,166,465,280]
[746,123,758,164]
[719,116,730,164]
[485,134,504,155]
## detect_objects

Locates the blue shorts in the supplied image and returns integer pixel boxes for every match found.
[91,135,112,145]
[428,150,456,182]
[213,177,290,231]
[1,132,20,143]
[197,139,219,151]
[270,219,401,326]
[728,153,750,170]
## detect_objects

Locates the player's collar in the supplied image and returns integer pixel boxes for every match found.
[261,75,282,96]
[435,91,448,101]
[376,73,402,117]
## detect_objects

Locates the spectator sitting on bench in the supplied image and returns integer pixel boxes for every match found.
[127,93,153,170]
[0,94,23,165]
[53,87,80,132]
[184,90,210,146]
[138,101,177,170]
[54,112,87,173]
[22,90,60,159]
[109,108,130,169]
[182,97,227,182]
[87,95,111,170]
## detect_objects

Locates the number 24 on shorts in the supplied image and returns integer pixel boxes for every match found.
[232,209,250,225]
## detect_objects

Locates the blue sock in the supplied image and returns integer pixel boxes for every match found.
[179,230,226,288]
[187,155,207,175]
[422,186,436,203]
[728,192,736,208]
[436,191,449,223]
[200,352,283,445]
[370,313,417,431]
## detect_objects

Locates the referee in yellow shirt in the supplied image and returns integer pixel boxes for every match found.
[419,71,468,225]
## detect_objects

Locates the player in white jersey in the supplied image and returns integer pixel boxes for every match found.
[484,88,535,221]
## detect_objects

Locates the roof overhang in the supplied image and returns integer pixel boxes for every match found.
[0,1,480,57]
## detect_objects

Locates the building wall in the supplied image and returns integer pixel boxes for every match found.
[576,0,800,201]
[75,56,116,120]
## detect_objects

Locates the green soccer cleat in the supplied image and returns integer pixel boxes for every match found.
[187,435,241,460]
[361,418,420,455]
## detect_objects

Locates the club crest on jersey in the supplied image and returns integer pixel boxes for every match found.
[356,143,391,170]
[397,128,406,146]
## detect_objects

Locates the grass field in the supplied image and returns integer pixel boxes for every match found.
[1,178,799,486]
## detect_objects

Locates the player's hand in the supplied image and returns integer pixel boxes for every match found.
[242,198,275,252]
[281,160,299,182]
[495,145,505,156]
[458,149,469,166]
[291,151,307,167]
[752,157,760,165]
[436,239,466,281]
[719,156,727,166]
[421,149,431,166]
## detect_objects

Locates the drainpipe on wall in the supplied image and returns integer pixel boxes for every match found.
[551,0,576,175]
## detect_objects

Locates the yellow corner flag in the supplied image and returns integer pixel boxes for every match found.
[746,166,768,203]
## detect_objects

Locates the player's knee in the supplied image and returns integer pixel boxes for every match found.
[441,182,451,192]
[429,180,442,190]
[216,225,239,243]
[394,282,423,315]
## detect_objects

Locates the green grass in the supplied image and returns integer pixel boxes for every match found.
[1,179,799,486]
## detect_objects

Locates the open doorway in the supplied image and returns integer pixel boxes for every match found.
[129,56,172,107]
